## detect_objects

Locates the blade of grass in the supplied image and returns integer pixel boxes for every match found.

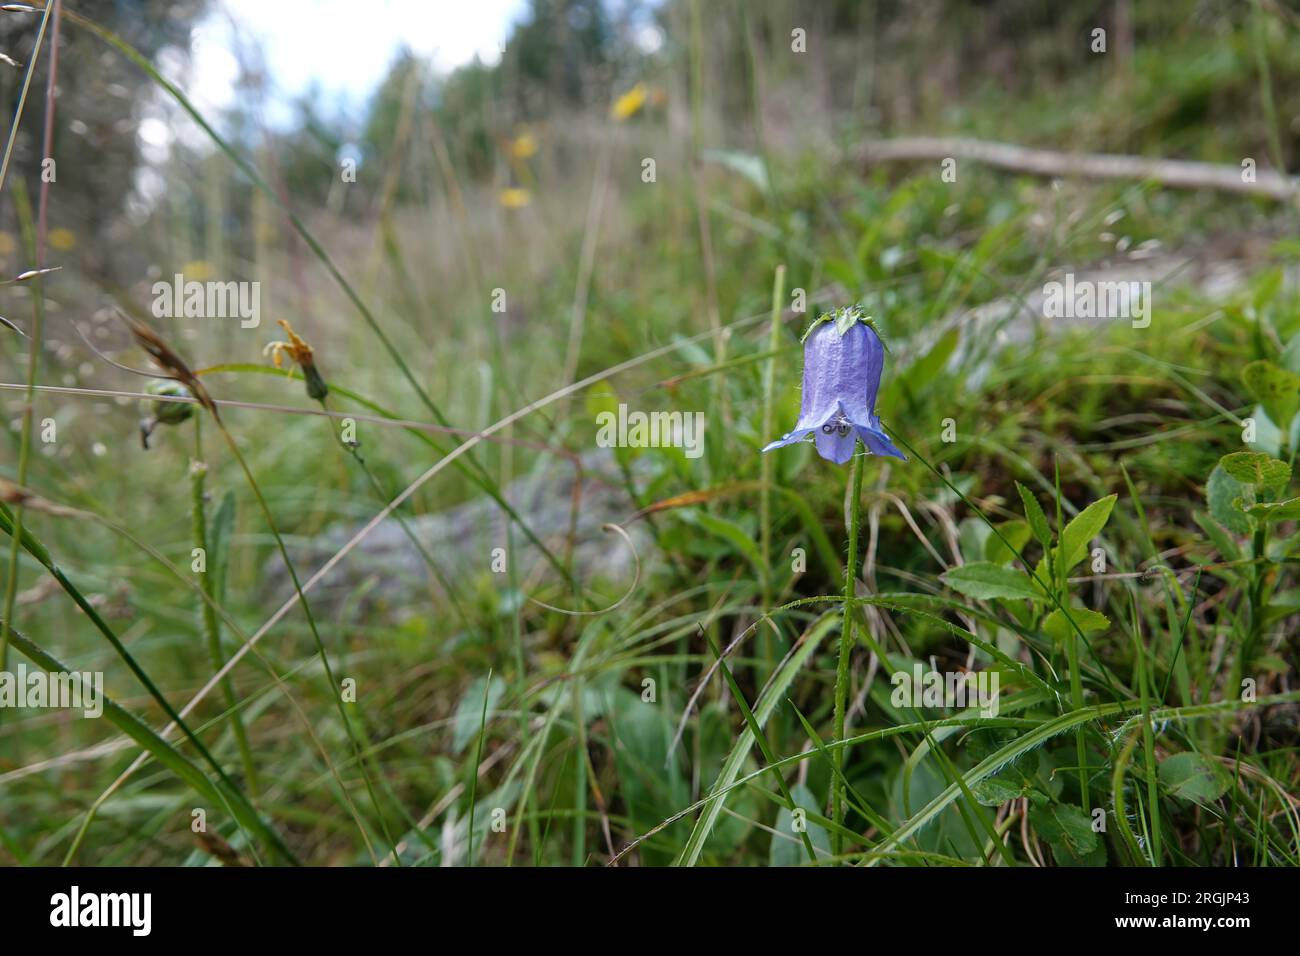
[0,618,293,864]
[696,623,818,864]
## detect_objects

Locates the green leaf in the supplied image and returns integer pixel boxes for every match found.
[1193,510,1242,562]
[1207,464,1255,534]
[701,149,769,194]
[902,327,959,395]
[1053,836,1109,867]
[208,489,236,604]
[866,696,1297,866]
[587,385,636,465]
[1029,802,1099,856]
[1159,752,1230,804]
[958,517,990,565]
[1016,481,1052,547]
[1056,495,1118,572]
[1282,332,1300,375]
[608,688,690,846]
[452,675,505,754]
[769,783,831,866]
[1246,497,1300,523]
[1042,608,1110,643]
[1219,451,1290,492]
[1250,266,1284,314]
[1242,360,1300,433]
[971,776,1026,807]
[941,562,1043,601]
[984,520,1031,565]
[684,511,764,576]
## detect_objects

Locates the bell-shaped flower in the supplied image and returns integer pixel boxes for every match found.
[763,307,906,465]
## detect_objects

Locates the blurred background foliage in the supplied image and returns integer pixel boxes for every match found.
[0,0,1298,866]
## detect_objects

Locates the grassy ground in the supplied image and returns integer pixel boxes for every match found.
[0,2,1297,866]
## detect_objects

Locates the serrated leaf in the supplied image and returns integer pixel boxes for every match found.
[1016,481,1052,547]
[1206,465,1254,535]
[1029,802,1098,856]
[941,562,1043,601]
[1159,752,1229,804]
[1220,451,1290,492]
[1042,607,1110,643]
[1242,360,1300,432]
[984,520,1031,565]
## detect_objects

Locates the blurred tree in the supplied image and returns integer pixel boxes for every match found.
[0,0,214,279]
[510,0,615,113]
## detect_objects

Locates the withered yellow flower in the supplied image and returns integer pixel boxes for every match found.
[264,318,328,400]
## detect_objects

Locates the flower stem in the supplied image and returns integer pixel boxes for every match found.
[759,264,786,686]
[833,450,865,858]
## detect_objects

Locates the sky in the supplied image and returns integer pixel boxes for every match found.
[184,0,531,123]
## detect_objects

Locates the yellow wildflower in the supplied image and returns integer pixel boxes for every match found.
[499,187,531,209]
[48,227,76,251]
[181,259,213,281]
[611,83,646,121]
[510,130,538,159]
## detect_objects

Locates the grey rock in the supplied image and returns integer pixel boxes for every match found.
[267,448,654,622]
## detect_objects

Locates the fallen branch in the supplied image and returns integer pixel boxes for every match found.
[859,136,1298,202]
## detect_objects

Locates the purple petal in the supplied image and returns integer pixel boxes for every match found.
[814,425,858,464]
[761,427,815,453]
[855,423,906,461]
[802,320,885,426]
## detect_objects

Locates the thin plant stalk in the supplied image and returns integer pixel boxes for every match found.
[759,265,787,690]
[0,0,57,684]
[832,450,865,857]
[759,264,786,611]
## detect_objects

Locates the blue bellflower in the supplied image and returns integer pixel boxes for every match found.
[763,307,906,465]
